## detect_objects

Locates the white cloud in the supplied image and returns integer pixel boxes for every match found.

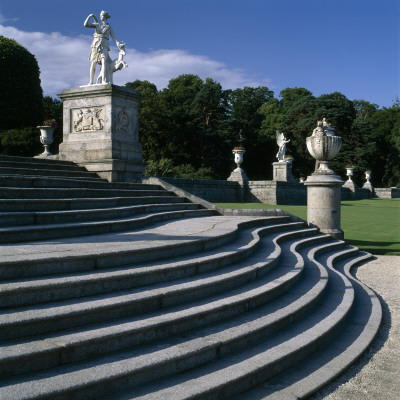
[0,24,272,98]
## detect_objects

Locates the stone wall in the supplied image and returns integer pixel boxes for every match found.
[147,177,399,204]
[155,177,307,205]
[159,177,244,203]
[247,181,306,205]
[374,187,400,198]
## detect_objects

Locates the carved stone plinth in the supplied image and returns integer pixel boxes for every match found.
[273,161,295,182]
[58,84,145,182]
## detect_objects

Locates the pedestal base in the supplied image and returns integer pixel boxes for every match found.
[305,172,344,240]
[227,168,249,184]
[58,84,145,182]
[227,168,248,202]
[273,161,295,182]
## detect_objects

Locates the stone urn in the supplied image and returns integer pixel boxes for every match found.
[232,147,245,169]
[304,119,344,240]
[363,170,374,192]
[37,126,55,156]
[346,167,354,181]
[306,119,342,173]
[228,146,248,185]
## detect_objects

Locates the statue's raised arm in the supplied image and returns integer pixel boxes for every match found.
[84,13,98,28]
[84,11,127,85]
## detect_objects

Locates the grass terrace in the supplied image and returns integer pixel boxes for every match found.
[215,198,400,255]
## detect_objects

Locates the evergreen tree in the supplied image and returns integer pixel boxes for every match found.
[0,36,43,130]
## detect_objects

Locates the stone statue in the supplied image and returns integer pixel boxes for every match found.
[322,118,335,136]
[276,131,290,162]
[312,119,336,137]
[84,11,127,85]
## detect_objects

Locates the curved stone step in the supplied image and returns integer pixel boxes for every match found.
[0,239,351,400]
[234,250,379,400]
[99,242,355,400]
[0,221,301,307]
[0,195,187,212]
[0,175,163,190]
[0,225,318,340]
[0,216,288,279]
[0,186,174,199]
[0,166,101,179]
[0,155,76,166]
[0,202,202,227]
[0,208,218,243]
[0,159,91,172]
[0,227,323,377]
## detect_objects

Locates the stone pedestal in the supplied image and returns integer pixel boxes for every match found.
[227,168,249,184]
[362,181,374,192]
[304,173,344,239]
[273,161,294,182]
[58,84,145,182]
[227,168,248,202]
[343,179,358,199]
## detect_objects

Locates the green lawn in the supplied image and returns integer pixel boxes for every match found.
[215,198,400,255]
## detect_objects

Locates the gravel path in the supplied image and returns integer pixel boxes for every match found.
[311,255,400,399]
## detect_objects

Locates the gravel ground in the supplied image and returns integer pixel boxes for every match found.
[311,255,400,399]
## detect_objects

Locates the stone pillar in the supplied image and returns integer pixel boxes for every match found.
[305,119,344,240]
[305,173,344,239]
[273,161,295,182]
[58,84,145,182]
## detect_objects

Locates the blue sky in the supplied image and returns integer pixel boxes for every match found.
[0,0,398,108]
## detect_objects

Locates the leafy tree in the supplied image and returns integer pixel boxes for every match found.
[279,87,313,110]
[226,86,274,178]
[0,127,42,156]
[0,36,43,130]
[190,78,230,177]
[125,80,169,161]
[160,74,204,165]
[368,101,400,187]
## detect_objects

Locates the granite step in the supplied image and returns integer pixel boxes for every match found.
[0,216,287,279]
[0,154,76,166]
[0,166,101,179]
[234,251,378,400]
[0,186,177,199]
[0,227,323,377]
[0,159,91,172]
[0,175,165,190]
[0,202,203,227]
[0,238,353,400]
[98,241,355,400]
[0,220,299,307]
[0,195,187,212]
[0,155,381,399]
[0,208,218,243]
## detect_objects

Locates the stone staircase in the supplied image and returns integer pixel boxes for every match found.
[0,155,382,399]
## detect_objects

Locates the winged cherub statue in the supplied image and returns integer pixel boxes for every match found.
[276,131,290,162]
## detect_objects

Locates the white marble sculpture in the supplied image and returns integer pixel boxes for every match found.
[84,11,127,85]
[276,131,290,162]
[306,119,342,173]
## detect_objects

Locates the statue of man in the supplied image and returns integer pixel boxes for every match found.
[84,11,121,85]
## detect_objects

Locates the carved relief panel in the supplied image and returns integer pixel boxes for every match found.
[72,107,105,132]
[112,107,138,141]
